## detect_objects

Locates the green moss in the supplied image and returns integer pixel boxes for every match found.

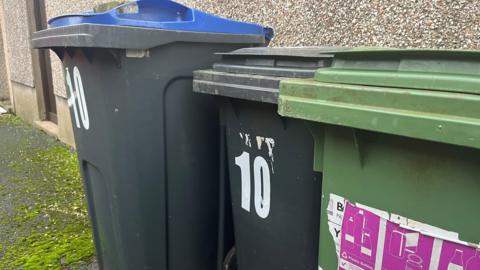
[0,116,94,269]
[3,226,94,270]
[0,114,22,125]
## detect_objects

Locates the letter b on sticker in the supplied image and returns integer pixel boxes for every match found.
[337,202,344,212]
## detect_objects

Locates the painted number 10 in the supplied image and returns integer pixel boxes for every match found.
[66,66,90,130]
[235,152,271,219]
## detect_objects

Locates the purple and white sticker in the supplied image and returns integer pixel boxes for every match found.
[327,194,480,270]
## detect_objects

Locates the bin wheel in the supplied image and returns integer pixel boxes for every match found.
[223,247,237,270]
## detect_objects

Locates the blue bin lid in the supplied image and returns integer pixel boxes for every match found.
[48,0,274,40]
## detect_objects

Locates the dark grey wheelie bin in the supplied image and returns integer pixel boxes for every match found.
[193,48,334,270]
[31,1,272,269]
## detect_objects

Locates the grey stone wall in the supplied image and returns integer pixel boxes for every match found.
[179,0,480,49]
[3,0,479,99]
[45,0,116,98]
[0,9,10,102]
[45,0,480,97]
[1,0,34,87]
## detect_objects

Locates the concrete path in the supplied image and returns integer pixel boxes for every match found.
[0,114,96,270]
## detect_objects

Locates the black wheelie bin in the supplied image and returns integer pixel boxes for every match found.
[193,47,335,270]
[31,1,272,269]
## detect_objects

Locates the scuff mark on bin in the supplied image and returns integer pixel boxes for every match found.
[265,138,275,162]
[255,135,276,173]
[256,136,265,150]
[239,132,252,148]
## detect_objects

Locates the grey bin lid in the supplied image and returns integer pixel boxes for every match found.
[193,47,337,104]
[31,24,266,50]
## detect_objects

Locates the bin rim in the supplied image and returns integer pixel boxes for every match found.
[278,78,480,149]
[317,47,480,58]
[31,23,267,50]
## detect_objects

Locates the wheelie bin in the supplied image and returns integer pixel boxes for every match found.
[31,1,272,269]
[193,47,334,270]
[278,49,480,270]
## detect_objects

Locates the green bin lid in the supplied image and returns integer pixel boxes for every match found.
[314,48,480,95]
[279,48,480,149]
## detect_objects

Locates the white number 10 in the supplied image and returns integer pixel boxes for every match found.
[66,66,90,130]
[235,151,271,219]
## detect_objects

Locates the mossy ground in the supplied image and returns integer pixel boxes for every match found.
[0,114,95,269]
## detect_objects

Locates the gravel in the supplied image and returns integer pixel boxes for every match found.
[179,0,480,49]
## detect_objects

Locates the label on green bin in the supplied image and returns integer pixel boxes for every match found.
[327,194,480,270]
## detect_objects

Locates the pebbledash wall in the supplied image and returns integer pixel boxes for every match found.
[0,4,11,107]
[0,0,114,146]
[1,0,39,122]
[180,0,480,48]
[0,0,479,147]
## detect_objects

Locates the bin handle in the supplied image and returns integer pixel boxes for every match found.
[48,1,206,30]
[109,0,274,40]
[104,0,194,28]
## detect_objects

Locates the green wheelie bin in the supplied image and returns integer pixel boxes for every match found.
[278,49,480,270]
